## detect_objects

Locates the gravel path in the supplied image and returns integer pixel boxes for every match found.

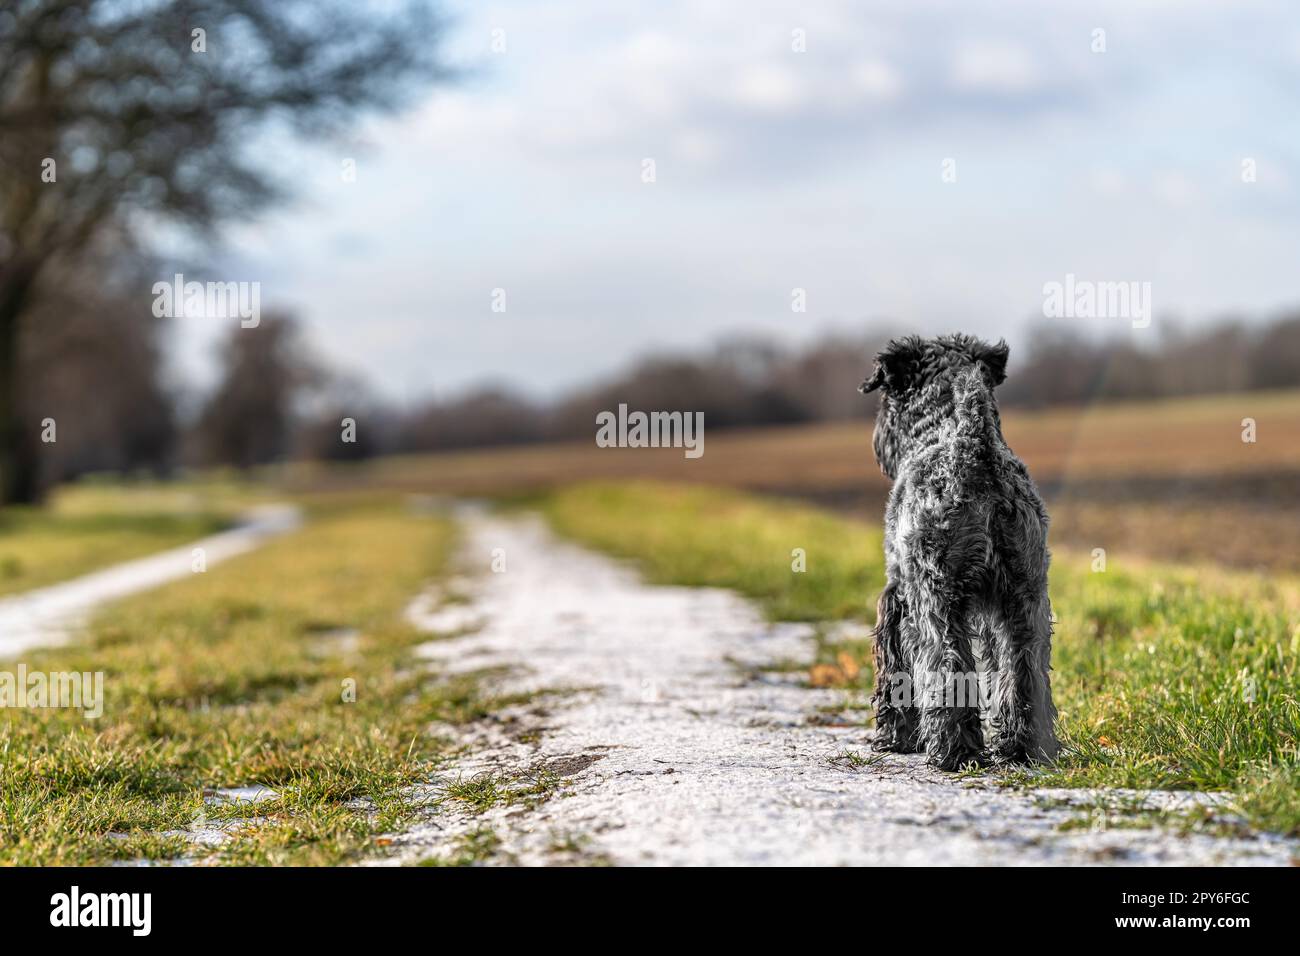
[389,506,1299,866]
[0,504,301,658]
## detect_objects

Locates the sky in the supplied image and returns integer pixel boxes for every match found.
[174,0,1300,403]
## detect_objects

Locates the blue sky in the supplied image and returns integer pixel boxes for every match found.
[176,0,1300,401]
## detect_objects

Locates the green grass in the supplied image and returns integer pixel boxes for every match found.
[540,481,1300,835]
[437,770,561,814]
[541,481,883,620]
[0,480,250,596]
[417,827,505,866]
[0,497,505,865]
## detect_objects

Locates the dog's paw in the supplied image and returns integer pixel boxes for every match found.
[870,716,921,754]
[990,736,1058,766]
[988,738,1026,764]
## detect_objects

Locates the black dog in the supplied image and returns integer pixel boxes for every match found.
[861,334,1059,769]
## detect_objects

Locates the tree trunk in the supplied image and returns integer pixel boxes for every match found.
[0,262,41,505]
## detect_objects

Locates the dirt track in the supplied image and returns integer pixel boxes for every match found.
[384,507,1299,866]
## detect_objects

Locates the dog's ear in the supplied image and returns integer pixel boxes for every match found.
[858,363,887,394]
[860,338,921,395]
[973,338,1009,388]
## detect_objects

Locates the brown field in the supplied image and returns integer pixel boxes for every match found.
[287,388,1300,571]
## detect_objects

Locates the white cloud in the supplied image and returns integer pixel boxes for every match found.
[674,128,726,166]
[729,64,805,112]
[1153,170,1199,207]
[950,40,1040,93]
[198,0,1300,400]
[849,59,903,101]
[1090,168,1128,198]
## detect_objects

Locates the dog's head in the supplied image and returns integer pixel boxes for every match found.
[859,334,1009,479]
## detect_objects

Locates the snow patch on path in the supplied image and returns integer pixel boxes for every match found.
[384,507,1299,867]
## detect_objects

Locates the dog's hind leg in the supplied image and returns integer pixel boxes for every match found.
[913,586,986,770]
[870,581,920,752]
[988,592,1059,764]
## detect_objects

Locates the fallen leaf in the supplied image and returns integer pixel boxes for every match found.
[836,651,862,681]
[809,663,846,688]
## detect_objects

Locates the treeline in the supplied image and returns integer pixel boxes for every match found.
[308,314,1300,458]
[375,332,878,453]
[997,319,1300,407]
[18,246,1300,492]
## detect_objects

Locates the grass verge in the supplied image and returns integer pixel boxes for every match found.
[540,481,1300,836]
[0,480,249,596]
[0,497,497,865]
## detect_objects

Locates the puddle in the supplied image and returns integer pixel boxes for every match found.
[204,785,278,805]
[110,792,278,863]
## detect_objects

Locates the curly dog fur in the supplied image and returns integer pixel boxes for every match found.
[861,334,1059,769]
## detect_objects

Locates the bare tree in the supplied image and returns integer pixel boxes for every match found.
[21,239,176,489]
[195,313,315,469]
[0,0,447,501]
[1250,314,1300,390]
[294,370,391,462]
